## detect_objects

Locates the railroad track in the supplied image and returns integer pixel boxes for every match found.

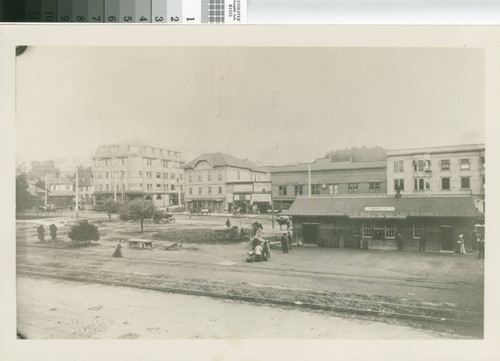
[17,263,483,337]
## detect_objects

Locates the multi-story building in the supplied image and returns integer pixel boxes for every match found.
[46,175,75,208]
[183,152,271,214]
[386,143,485,213]
[269,158,387,211]
[75,166,94,208]
[92,143,185,208]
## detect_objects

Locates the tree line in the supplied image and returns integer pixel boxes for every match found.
[324,146,386,162]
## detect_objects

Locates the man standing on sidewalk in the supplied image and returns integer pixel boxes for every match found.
[281,233,289,253]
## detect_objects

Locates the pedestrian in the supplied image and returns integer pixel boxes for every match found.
[418,237,426,252]
[281,233,289,253]
[225,218,231,228]
[37,225,45,242]
[478,237,485,259]
[49,224,57,242]
[262,241,271,261]
[457,234,466,254]
[254,242,263,262]
[113,239,123,258]
[287,231,293,252]
[395,232,404,251]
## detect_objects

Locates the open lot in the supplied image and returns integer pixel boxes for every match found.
[16,213,484,339]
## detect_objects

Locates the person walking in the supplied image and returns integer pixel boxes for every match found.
[478,237,485,259]
[281,233,289,253]
[457,234,466,254]
[36,225,45,242]
[395,232,404,251]
[418,237,426,253]
[287,231,293,252]
[113,239,123,258]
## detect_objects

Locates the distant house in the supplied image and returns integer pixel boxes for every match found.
[287,195,480,252]
[46,175,75,208]
[183,152,271,214]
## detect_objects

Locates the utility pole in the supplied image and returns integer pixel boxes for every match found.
[75,167,79,220]
[44,175,48,206]
[271,191,275,230]
[308,164,312,198]
[113,171,117,201]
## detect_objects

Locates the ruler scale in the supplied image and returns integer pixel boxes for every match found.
[4,0,246,23]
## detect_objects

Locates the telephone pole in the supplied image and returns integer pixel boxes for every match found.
[75,167,79,220]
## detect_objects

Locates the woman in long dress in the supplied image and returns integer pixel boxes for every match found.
[457,234,466,254]
[113,239,123,258]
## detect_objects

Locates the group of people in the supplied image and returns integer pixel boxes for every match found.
[247,237,271,262]
[280,232,293,253]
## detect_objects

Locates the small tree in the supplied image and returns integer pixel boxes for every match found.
[68,220,100,244]
[94,199,120,221]
[49,224,57,241]
[119,199,157,233]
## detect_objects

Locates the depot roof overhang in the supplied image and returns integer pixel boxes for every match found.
[286,196,479,219]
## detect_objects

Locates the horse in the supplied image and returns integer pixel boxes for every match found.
[276,216,291,230]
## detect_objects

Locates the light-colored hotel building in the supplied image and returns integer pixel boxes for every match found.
[386,143,485,213]
[92,143,185,208]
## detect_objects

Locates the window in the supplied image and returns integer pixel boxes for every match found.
[385,224,395,239]
[121,158,126,166]
[156,172,161,179]
[348,183,358,194]
[394,179,404,191]
[460,158,470,170]
[162,160,168,168]
[362,223,372,238]
[198,187,202,195]
[208,172,212,181]
[145,158,153,166]
[189,187,192,195]
[461,177,470,189]
[441,177,450,190]
[351,223,361,236]
[237,171,240,180]
[163,172,168,179]
[413,159,431,172]
[440,159,450,170]
[171,173,175,180]
[393,160,404,173]
[311,184,320,195]
[218,172,222,181]
[329,184,339,194]
[480,156,485,169]
[198,172,202,182]
[106,172,109,179]
[279,186,287,196]
[111,146,119,154]
[208,187,212,195]
[218,187,222,194]
[295,185,303,195]
[147,171,152,179]
[369,183,381,193]
[482,176,485,189]
[413,223,424,239]
[414,178,430,191]
[170,185,175,191]
[156,184,161,189]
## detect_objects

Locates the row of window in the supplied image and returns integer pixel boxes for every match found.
[94,171,182,181]
[188,187,224,195]
[188,171,224,182]
[278,183,381,196]
[394,176,484,191]
[110,145,181,159]
[393,157,484,173]
[94,157,184,168]
[95,184,181,191]
[354,223,424,239]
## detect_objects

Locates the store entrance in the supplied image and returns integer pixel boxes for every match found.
[303,223,319,245]
[440,225,454,251]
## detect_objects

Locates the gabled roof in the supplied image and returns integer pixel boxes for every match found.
[183,152,265,172]
[287,195,478,218]
[46,176,73,185]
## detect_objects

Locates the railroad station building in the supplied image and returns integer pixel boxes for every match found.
[268,159,387,212]
[183,152,271,214]
[287,195,480,252]
[92,143,185,208]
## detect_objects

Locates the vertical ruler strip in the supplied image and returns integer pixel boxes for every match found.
[134,0,151,23]
[26,0,41,22]
[41,0,57,22]
[104,0,119,22]
[72,0,88,22]
[166,0,182,23]
[151,0,167,23]
[88,0,104,22]
[119,0,134,23]
[57,0,72,22]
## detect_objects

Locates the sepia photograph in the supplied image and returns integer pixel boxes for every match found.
[2,25,499,361]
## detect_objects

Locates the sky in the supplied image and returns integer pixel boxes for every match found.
[15,46,484,167]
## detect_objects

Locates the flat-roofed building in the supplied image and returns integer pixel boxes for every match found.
[386,143,485,213]
[269,159,387,212]
[92,143,184,208]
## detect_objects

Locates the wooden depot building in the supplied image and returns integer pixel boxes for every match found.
[286,195,480,252]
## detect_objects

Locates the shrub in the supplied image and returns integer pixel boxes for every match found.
[68,220,100,243]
